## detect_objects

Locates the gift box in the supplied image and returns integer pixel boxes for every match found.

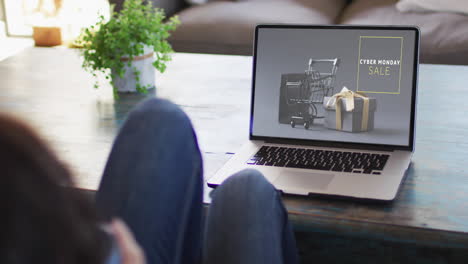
[323,90,377,133]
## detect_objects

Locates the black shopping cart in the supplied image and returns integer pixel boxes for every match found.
[285,58,339,129]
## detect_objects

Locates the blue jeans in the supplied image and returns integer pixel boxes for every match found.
[96,98,298,264]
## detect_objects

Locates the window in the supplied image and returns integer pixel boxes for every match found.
[3,0,110,38]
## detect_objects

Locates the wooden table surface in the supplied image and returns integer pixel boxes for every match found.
[1,47,468,252]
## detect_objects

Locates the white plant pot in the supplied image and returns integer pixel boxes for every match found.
[112,45,156,93]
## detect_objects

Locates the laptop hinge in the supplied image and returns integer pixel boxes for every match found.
[264,138,395,152]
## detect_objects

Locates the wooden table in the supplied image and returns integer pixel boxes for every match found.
[1,47,468,263]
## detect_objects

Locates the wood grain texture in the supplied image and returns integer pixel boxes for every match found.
[1,47,468,250]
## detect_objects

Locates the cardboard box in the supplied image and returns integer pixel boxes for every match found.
[323,96,377,132]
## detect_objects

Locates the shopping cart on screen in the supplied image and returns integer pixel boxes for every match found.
[285,58,339,129]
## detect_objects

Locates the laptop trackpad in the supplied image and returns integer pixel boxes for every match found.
[274,170,334,194]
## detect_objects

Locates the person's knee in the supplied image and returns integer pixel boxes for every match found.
[129,98,191,128]
[220,169,277,198]
[226,169,266,185]
[210,169,281,226]
[133,98,182,118]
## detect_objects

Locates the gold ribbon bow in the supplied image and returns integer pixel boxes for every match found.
[325,87,370,131]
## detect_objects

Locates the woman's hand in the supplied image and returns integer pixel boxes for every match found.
[111,218,146,264]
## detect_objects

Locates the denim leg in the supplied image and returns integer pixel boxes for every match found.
[95,98,203,264]
[203,169,299,264]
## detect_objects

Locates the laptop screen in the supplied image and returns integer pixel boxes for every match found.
[251,26,418,148]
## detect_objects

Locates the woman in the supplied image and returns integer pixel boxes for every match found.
[1,98,299,264]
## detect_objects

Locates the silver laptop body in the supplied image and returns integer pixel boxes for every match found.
[208,25,420,201]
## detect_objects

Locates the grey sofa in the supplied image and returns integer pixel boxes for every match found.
[163,0,468,65]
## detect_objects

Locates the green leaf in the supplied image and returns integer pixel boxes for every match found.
[78,0,179,97]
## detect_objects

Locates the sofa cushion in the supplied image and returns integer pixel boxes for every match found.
[339,0,468,65]
[170,0,348,55]
[186,0,229,6]
[396,0,468,15]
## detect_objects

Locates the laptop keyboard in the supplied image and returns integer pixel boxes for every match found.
[247,146,389,174]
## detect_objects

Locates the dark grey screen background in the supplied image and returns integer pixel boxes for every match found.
[252,27,416,146]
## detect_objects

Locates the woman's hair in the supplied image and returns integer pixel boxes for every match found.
[0,114,110,264]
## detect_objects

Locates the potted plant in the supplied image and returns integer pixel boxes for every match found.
[78,0,179,96]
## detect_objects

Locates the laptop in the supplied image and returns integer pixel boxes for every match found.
[208,25,419,201]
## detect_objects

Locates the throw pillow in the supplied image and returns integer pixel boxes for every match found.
[396,0,468,15]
